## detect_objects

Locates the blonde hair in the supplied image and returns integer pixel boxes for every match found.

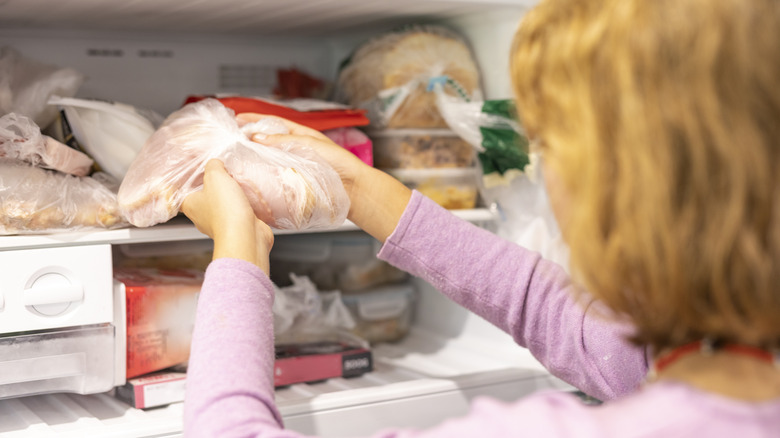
[511,0,780,351]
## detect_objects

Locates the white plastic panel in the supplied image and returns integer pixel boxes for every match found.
[0,324,116,400]
[0,0,535,36]
[0,245,113,333]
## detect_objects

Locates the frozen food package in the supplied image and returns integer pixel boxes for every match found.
[0,159,126,234]
[322,126,373,166]
[0,46,85,129]
[114,267,203,379]
[433,92,530,185]
[0,112,94,176]
[118,98,350,230]
[48,96,162,181]
[341,282,417,343]
[335,25,483,128]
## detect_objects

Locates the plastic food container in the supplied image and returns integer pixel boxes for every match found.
[387,167,480,209]
[341,283,416,344]
[368,129,475,169]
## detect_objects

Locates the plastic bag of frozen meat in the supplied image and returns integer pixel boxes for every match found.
[0,112,94,176]
[118,98,350,230]
[0,159,126,234]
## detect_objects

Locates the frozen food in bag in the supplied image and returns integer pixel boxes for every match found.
[118,98,350,230]
[0,112,93,176]
[335,25,483,128]
[0,159,125,234]
[0,46,85,129]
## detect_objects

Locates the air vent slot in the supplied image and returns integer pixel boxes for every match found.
[86,48,124,57]
[138,49,174,58]
[219,64,275,89]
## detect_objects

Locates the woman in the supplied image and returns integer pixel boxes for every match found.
[181,0,780,436]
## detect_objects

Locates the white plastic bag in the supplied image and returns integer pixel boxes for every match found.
[0,159,126,234]
[273,274,355,342]
[117,98,350,230]
[0,46,85,129]
[48,96,161,181]
[0,112,94,176]
[483,168,570,271]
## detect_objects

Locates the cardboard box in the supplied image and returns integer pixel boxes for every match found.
[274,341,372,387]
[114,268,203,379]
[115,371,187,409]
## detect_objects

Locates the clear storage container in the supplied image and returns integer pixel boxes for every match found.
[341,283,416,344]
[387,167,480,210]
[368,129,475,169]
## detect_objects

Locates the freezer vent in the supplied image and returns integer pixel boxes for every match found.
[219,64,276,89]
[86,48,124,58]
[138,49,174,58]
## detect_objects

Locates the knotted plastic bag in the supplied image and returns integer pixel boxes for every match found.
[0,112,94,176]
[117,98,350,230]
[335,25,483,128]
[0,159,125,234]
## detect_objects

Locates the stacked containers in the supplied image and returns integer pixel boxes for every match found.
[336,25,482,209]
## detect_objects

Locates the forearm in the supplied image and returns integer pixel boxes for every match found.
[184,259,287,437]
[377,193,649,400]
[347,166,412,243]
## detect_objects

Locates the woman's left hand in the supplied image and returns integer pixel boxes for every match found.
[181,159,274,274]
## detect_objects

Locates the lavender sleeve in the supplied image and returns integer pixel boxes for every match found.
[183,258,298,438]
[377,191,649,400]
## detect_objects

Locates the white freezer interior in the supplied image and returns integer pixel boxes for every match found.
[0,1,575,436]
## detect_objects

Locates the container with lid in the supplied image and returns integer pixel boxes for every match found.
[387,167,480,210]
[368,128,475,169]
[341,283,416,344]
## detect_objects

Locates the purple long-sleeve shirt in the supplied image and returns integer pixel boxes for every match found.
[184,191,780,437]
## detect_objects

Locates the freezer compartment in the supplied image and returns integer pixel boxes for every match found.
[0,278,572,437]
[0,325,569,438]
[0,324,116,400]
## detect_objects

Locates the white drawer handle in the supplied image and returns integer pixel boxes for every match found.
[24,285,84,307]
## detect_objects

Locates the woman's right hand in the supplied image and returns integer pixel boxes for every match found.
[236,113,412,243]
[236,113,368,202]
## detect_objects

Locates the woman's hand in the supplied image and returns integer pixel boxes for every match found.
[236,113,367,200]
[181,159,274,274]
[237,113,412,243]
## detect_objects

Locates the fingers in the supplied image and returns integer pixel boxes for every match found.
[202,158,228,181]
[236,112,330,141]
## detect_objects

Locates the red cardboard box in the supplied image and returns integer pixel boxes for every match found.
[274,340,372,387]
[114,268,203,379]
[115,371,187,409]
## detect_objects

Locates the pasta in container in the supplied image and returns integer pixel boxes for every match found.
[117,98,350,230]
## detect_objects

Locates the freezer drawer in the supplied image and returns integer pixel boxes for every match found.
[0,244,113,334]
[0,324,116,400]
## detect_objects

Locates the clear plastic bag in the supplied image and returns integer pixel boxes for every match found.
[335,25,483,128]
[0,159,126,234]
[433,90,569,269]
[273,274,356,344]
[0,112,94,176]
[117,98,350,230]
[0,46,85,129]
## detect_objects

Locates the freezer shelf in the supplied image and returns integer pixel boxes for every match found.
[0,327,569,438]
[0,209,495,252]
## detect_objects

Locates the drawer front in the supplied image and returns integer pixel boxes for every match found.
[0,244,113,333]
